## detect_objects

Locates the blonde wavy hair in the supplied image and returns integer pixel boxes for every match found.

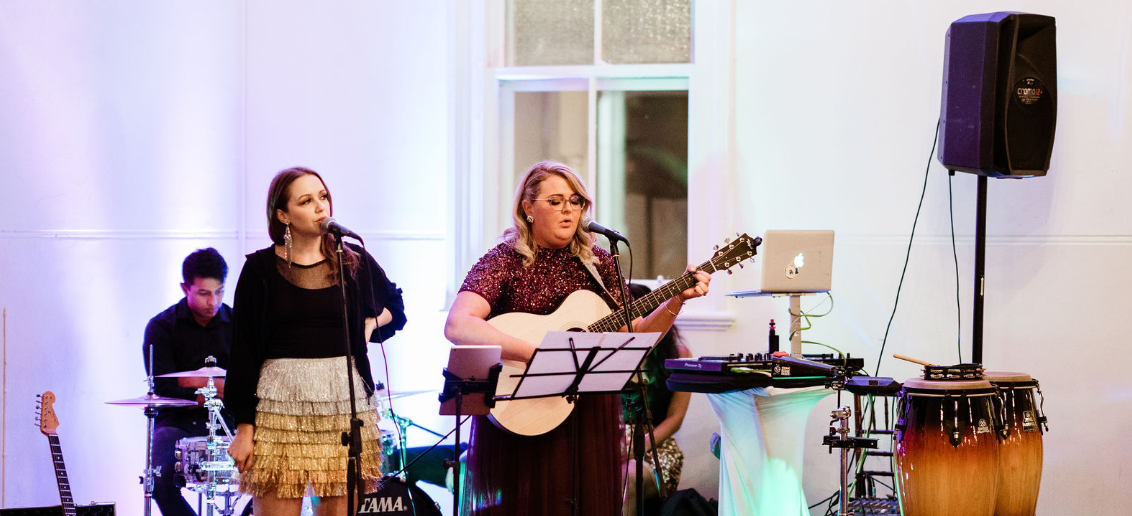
[502,161,597,267]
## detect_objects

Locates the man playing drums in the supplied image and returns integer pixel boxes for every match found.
[142,247,234,516]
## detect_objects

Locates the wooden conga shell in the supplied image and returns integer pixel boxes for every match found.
[895,378,1000,516]
[986,372,1044,516]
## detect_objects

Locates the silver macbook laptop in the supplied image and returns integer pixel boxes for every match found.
[759,230,835,293]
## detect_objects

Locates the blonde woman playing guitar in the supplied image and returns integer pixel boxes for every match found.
[444,161,713,516]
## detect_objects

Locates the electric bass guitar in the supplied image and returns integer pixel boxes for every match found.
[487,234,760,436]
[37,391,77,516]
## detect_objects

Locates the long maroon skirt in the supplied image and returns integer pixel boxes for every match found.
[461,394,626,516]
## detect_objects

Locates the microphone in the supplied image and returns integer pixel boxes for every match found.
[319,217,362,241]
[582,217,628,243]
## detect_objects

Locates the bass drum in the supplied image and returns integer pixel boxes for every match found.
[986,371,1046,516]
[895,378,1000,516]
[359,475,442,516]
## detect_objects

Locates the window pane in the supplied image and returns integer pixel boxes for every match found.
[598,90,688,279]
[602,0,692,64]
[507,0,595,66]
[513,90,590,185]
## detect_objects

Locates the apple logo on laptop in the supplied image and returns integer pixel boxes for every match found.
[784,253,804,279]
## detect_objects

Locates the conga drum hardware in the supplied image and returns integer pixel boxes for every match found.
[921,363,985,381]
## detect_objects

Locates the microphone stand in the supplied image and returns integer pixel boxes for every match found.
[606,239,668,516]
[334,237,365,516]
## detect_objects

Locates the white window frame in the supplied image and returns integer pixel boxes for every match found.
[450,0,736,330]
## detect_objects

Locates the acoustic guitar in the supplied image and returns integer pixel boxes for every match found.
[38,391,77,516]
[487,234,760,436]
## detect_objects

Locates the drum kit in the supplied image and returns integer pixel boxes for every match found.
[107,353,441,516]
[892,362,1049,516]
[106,356,238,516]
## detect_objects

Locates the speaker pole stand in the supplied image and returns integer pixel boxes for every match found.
[972,174,988,364]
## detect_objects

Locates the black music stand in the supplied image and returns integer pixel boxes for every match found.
[438,345,503,514]
[509,331,658,515]
[508,331,657,402]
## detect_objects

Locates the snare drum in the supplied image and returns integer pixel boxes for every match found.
[986,372,1045,516]
[895,378,1000,516]
[174,436,238,485]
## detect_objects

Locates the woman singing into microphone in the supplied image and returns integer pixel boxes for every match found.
[444,160,710,515]
[225,167,407,516]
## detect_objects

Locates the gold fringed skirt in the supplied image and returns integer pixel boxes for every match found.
[238,356,383,498]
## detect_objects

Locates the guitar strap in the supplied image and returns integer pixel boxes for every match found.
[577,256,622,309]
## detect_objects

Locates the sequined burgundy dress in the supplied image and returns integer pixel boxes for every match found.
[459,243,627,516]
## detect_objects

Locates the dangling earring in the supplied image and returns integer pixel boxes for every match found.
[526,215,534,223]
[284,222,293,268]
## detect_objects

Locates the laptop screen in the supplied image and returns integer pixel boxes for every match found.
[759,230,835,293]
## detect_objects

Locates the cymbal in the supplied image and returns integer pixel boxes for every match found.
[377,389,436,401]
[158,366,227,378]
[106,393,199,408]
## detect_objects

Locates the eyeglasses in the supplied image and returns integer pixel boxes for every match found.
[533,194,587,211]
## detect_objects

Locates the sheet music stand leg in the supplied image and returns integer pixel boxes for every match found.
[439,360,501,515]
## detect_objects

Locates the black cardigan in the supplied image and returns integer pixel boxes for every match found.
[224,244,407,426]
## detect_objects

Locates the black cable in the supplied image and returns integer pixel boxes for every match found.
[947,173,963,363]
[874,118,941,377]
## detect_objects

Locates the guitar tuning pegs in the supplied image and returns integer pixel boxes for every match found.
[738,263,744,269]
[713,245,719,251]
[727,269,733,275]
[724,238,731,244]
[750,257,756,263]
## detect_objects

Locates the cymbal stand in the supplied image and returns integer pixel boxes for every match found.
[142,343,159,516]
[192,374,238,516]
[382,409,446,478]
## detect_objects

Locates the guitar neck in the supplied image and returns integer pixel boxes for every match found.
[587,256,718,333]
[47,435,76,516]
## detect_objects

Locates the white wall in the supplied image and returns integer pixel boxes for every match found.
[0,1,452,514]
[668,1,1132,514]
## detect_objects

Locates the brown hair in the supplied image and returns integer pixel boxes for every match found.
[266,167,359,281]
[502,160,596,267]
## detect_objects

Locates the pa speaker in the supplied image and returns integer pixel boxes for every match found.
[938,12,1056,177]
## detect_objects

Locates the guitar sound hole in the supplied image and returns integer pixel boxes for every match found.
[567,327,585,332]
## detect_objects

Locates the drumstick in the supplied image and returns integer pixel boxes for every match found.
[893,354,936,367]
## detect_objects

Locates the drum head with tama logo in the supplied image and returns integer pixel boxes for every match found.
[358,476,441,516]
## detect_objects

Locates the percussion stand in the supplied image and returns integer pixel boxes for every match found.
[822,376,876,515]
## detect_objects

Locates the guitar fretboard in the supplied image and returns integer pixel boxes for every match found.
[587,256,721,333]
[48,435,76,516]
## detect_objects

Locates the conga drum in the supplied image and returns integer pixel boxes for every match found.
[986,372,1046,516]
[895,378,1000,516]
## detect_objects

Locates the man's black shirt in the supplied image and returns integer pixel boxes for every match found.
[143,297,233,428]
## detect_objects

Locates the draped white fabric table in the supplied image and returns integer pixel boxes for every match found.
[707,386,833,516]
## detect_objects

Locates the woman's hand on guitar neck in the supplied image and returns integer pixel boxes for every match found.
[676,265,712,303]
